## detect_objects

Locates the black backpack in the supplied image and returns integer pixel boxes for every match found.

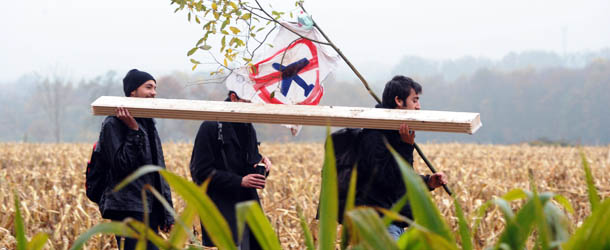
[85,142,108,204]
[321,128,363,222]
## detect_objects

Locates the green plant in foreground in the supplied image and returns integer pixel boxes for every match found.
[70,137,610,249]
[12,191,49,250]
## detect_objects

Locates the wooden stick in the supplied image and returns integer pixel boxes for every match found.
[91,96,482,134]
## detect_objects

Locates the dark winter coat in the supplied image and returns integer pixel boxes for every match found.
[97,116,174,228]
[355,128,430,227]
[189,121,263,246]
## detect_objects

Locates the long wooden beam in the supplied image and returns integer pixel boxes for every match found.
[91,96,482,134]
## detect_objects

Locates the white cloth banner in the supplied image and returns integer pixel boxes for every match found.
[226,22,339,105]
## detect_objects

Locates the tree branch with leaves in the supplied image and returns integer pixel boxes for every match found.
[171,0,381,103]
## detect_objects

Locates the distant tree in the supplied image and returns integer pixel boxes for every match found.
[35,74,74,142]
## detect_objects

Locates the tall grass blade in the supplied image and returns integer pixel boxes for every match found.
[125,219,172,249]
[168,204,198,247]
[347,208,398,250]
[297,204,315,250]
[26,232,49,250]
[145,185,198,246]
[341,166,358,250]
[158,171,236,250]
[562,199,610,249]
[13,191,26,250]
[113,165,163,192]
[319,127,338,250]
[529,170,550,250]
[580,150,600,212]
[454,196,473,250]
[544,202,571,246]
[70,222,138,250]
[387,145,455,243]
[235,200,282,250]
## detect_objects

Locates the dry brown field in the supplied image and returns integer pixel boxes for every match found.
[1,142,609,249]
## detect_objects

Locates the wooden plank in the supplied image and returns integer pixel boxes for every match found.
[91,96,482,134]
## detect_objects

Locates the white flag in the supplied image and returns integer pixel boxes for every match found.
[226,22,339,105]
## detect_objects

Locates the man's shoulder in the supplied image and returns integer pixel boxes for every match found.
[200,121,219,129]
[101,116,121,128]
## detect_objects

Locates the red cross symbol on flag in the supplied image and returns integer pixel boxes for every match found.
[249,38,324,105]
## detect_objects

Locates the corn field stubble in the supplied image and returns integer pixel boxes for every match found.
[1,143,609,249]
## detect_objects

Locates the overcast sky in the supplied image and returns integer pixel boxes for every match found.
[1,0,608,82]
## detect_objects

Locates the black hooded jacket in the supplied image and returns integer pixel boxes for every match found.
[355,106,430,227]
[189,120,263,246]
[97,116,174,228]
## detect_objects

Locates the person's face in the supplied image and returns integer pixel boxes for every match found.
[394,88,420,110]
[130,80,157,98]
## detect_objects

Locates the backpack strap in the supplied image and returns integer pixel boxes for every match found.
[217,122,232,172]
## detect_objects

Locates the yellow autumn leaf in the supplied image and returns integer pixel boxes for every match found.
[229,26,240,35]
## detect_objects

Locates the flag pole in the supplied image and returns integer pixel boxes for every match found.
[299,3,453,196]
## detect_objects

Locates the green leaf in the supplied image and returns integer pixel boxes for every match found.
[158,171,237,250]
[195,37,205,46]
[234,38,245,47]
[14,191,27,250]
[269,90,275,99]
[220,18,230,31]
[297,204,314,250]
[493,198,515,221]
[113,165,163,192]
[229,26,240,34]
[190,58,201,64]
[494,192,554,250]
[383,193,408,227]
[26,232,49,250]
[235,201,282,250]
[195,15,200,24]
[347,208,398,250]
[396,229,425,249]
[529,170,550,250]
[241,13,251,20]
[200,45,212,50]
[125,219,172,249]
[70,222,138,250]
[187,47,198,56]
[168,204,199,247]
[453,196,473,250]
[344,166,358,221]
[318,126,338,250]
[562,198,610,249]
[544,202,571,245]
[146,185,196,246]
[501,188,528,201]
[387,145,455,243]
[192,64,198,71]
[552,194,574,214]
[581,150,600,212]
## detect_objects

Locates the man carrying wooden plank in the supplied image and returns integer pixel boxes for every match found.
[189,91,273,250]
[355,75,448,240]
[96,69,174,249]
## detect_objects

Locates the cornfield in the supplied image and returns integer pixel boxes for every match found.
[1,142,609,249]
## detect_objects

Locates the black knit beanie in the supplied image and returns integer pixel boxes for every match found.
[123,69,155,96]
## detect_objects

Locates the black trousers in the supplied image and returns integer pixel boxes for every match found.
[105,210,161,250]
